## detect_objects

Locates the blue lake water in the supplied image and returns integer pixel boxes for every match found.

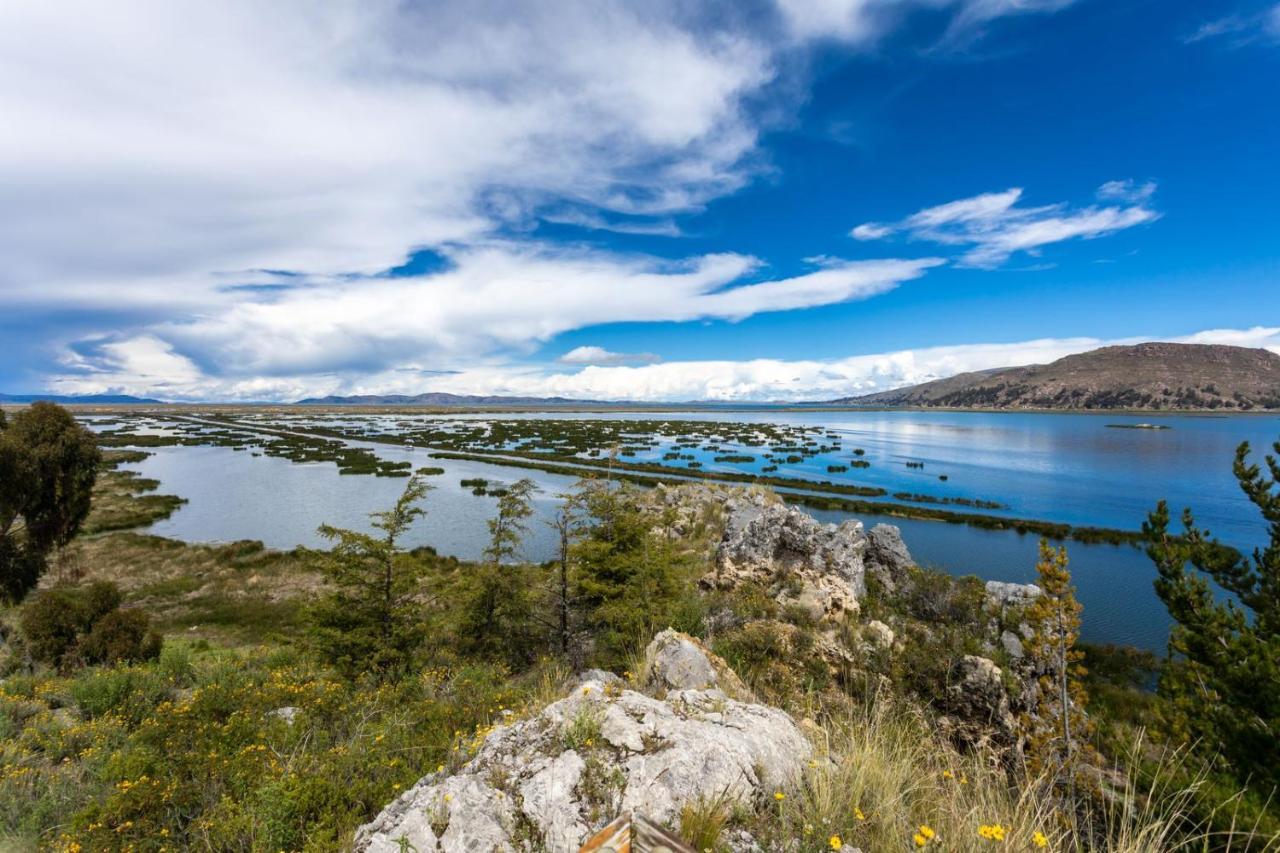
[103,410,1280,653]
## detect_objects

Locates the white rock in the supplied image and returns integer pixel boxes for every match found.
[356,639,811,852]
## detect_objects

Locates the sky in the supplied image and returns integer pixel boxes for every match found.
[1,0,1278,402]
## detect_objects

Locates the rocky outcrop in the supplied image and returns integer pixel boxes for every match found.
[865,523,914,593]
[706,490,867,621]
[943,655,1018,749]
[356,632,810,852]
[641,628,752,701]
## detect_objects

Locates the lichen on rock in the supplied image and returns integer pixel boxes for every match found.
[355,631,810,852]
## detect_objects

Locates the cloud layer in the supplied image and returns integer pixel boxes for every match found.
[851,183,1159,268]
[2,0,1096,400]
[50,326,1280,404]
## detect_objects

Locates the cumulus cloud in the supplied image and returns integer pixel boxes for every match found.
[850,182,1159,268]
[49,248,940,385]
[0,0,1084,396]
[49,326,1280,403]
[558,346,662,365]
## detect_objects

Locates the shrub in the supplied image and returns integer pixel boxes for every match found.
[19,581,125,668]
[79,609,163,666]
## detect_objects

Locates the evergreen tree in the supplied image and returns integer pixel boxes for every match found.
[546,498,582,661]
[1022,539,1092,792]
[307,475,433,679]
[570,477,696,665]
[0,402,101,602]
[458,479,541,668]
[1144,439,1280,792]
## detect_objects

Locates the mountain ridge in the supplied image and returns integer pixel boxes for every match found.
[833,342,1280,410]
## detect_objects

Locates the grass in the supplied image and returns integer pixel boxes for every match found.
[737,692,1279,853]
[78,451,186,536]
[51,533,320,646]
[0,643,542,851]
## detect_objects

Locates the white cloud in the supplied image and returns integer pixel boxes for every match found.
[1097,179,1157,203]
[774,0,1077,44]
[558,346,661,365]
[49,247,940,383]
[851,222,894,240]
[0,0,1085,395]
[850,182,1160,268]
[1184,5,1280,45]
[49,326,1280,403]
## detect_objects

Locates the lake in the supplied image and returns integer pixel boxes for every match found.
[101,409,1280,652]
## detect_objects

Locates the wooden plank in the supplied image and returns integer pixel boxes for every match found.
[578,813,695,853]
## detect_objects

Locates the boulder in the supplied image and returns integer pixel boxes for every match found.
[708,491,866,620]
[944,655,1017,747]
[865,620,895,650]
[864,524,914,593]
[356,635,810,852]
[984,581,1040,610]
[642,628,751,701]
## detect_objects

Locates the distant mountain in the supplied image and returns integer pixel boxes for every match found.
[294,392,611,406]
[832,343,1280,411]
[0,392,162,404]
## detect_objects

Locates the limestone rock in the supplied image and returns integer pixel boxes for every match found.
[642,628,751,701]
[866,620,895,649]
[269,706,300,725]
[984,581,1041,610]
[708,491,866,620]
[356,637,811,852]
[944,655,1017,747]
[1000,630,1025,660]
[864,524,914,592]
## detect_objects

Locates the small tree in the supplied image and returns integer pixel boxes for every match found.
[458,479,541,668]
[308,475,433,679]
[1144,439,1280,792]
[546,498,581,659]
[570,477,696,665]
[1022,539,1092,793]
[0,402,101,601]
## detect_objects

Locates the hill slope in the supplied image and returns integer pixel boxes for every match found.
[837,343,1280,410]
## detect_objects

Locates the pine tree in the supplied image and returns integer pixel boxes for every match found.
[307,475,433,679]
[458,479,541,668]
[1022,539,1092,793]
[546,498,581,660]
[570,477,696,665]
[1144,439,1280,792]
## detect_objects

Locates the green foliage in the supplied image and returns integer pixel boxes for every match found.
[0,402,101,601]
[79,609,163,666]
[18,581,127,669]
[456,479,542,668]
[1022,540,1093,788]
[307,475,435,679]
[1144,439,1280,795]
[569,479,699,666]
[0,647,528,851]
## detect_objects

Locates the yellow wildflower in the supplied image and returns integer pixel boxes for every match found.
[1032,830,1049,848]
[978,824,1006,842]
[919,825,935,840]
[914,833,927,848]
[828,835,842,850]
[854,807,866,821]
[942,769,953,780]
[774,791,786,801]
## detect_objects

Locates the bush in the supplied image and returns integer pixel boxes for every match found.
[18,581,147,670]
[79,609,163,665]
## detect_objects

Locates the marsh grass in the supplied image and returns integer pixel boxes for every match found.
[743,695,1279,853]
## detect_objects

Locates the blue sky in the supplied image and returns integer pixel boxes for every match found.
[1,0,1277,401]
